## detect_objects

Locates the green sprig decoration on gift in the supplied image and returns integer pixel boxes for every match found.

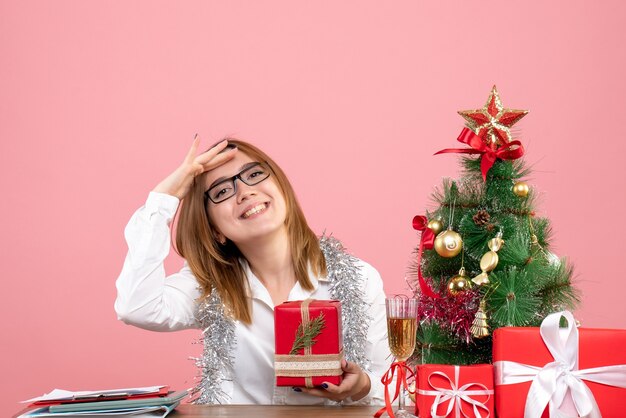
[408,86,580,366]
[289,312,326,355]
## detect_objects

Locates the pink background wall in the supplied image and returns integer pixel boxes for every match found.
[3,1,626,414]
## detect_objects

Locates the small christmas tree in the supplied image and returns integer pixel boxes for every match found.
[409,86,579,365]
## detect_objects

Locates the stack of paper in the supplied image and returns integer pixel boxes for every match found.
[17,386,187,418]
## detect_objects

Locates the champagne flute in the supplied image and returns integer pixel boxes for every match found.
[386,295,418,418]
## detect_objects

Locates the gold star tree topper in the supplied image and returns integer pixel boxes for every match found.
[458,86,528,148]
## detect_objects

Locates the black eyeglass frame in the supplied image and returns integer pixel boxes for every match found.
[203,162,272,204]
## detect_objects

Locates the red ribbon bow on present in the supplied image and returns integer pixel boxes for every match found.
[435,128,525,181]
[412,215,442,299]
[375,361,415,418]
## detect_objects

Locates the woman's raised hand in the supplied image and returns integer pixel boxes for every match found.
[152,136,237,200]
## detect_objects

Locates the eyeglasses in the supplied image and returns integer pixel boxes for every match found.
[204,162,272,204]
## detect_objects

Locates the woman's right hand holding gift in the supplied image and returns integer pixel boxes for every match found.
[297,359,371,402]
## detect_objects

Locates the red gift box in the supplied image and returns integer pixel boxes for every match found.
[274,299,343,387]
[415,364,494,418]
[493,311,626,418]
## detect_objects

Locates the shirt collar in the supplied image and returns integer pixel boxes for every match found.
[241,259,322,306]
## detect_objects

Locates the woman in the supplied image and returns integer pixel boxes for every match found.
[115,137,389,405]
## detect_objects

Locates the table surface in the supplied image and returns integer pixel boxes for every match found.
[13,403,387,418]
[171,404,383,417]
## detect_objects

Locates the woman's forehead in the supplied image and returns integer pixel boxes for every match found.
[204,153,256,187]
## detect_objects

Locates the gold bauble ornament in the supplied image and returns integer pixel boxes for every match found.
[513,181,529,197]
[427,219,444,236]
[434,229,463,258]
[447,267,472,296]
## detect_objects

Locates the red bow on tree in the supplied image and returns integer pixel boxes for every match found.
[412,215,441,299]
[435,128,525,180]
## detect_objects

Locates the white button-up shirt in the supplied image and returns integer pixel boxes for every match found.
[115,192,390,405]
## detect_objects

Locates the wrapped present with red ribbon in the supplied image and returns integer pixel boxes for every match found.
[274,299,343,388]
[493,311,626,417]
[415,364,494,418]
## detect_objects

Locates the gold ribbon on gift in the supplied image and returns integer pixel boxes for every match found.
[275,298,343,388]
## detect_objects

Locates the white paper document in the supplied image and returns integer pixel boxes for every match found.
[21,387,167,403]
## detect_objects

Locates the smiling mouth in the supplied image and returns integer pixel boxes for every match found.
[241,203,269,219]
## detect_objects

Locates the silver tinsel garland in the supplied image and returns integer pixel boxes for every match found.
[190,234,372,404]
[319,235,372,372]
[189,289,236,404]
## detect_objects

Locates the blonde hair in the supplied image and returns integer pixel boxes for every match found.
[175,139,326,324]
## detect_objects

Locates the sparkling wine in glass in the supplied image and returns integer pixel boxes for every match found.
[387,317,417,361]
[386,296,418,418]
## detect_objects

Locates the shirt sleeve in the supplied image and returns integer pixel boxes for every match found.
[346,260,390,406]
[114,192,201,332]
